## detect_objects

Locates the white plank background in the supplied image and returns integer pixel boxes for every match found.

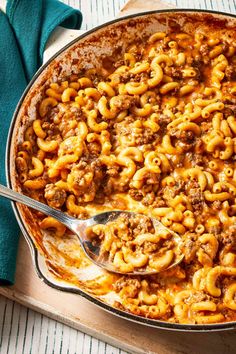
[1,0,236,354]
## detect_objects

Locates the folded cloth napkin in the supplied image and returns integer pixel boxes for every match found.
[0,0,82,285]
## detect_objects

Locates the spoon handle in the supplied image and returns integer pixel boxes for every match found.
[0,184,79,231]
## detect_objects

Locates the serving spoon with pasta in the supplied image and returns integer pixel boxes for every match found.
[0,184,184,275]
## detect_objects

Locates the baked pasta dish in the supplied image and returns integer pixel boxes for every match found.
[87,213,180,273]
[14,13,236,325]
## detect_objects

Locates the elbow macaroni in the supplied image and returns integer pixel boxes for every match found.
[16,25,236,325]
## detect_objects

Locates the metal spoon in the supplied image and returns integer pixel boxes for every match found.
[0,184,184,275]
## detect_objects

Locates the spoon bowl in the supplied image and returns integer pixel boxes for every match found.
[0,184,184,275]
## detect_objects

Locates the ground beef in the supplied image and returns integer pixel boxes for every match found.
[67,158,104,202]
[194,138,205,154]
[225,64,236,81]
[201,122,212,133]
[129,188,143,201]
[129,214,154,236]
[42,122,60,138]
[193,67,202,81]
[158,114,171,128]
[135,129,160,145]
[157,114,172,134]
[222,98,236,117]
[87,142,101,156]
[110,94,136,111]
[191,59,204,81]
[164,66,182,79]
[44,184,67,208]
[170,129,195,144]
[173,180,185,195]
[152,197,166,208]
[220,225,236,251]
[142,192,155,206]
[145,93,160,106]
[199,44,209,57]
[130,72,149,82]
[223,97,236,105]
[188,292,211,304]
[170,129,195,152]
[70,106,83,120]
[208,225,222,236]
[143,172,160,188]
[162,179,185,199]
[182,232,199,263]
[186,152,204,166]
[106,167,119,177]
[115,120,159,145]
[187,180,204,211]
[103,177,115,195]
[143,241,158,253]
[119,72,132,83]
[113,277,141,296]
[223,104,236,118]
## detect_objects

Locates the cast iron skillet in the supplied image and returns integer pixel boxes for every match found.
[6,9,236,331]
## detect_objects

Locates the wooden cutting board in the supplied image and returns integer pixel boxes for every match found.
[1,1,236,353]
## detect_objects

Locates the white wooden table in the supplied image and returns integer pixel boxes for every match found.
[1,0,236,353]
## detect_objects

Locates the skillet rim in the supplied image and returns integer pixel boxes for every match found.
[6,8,236,331]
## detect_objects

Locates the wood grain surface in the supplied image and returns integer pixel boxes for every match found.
[1,1,236,354]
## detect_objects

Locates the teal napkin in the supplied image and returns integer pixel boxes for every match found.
[0,0,82,285]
